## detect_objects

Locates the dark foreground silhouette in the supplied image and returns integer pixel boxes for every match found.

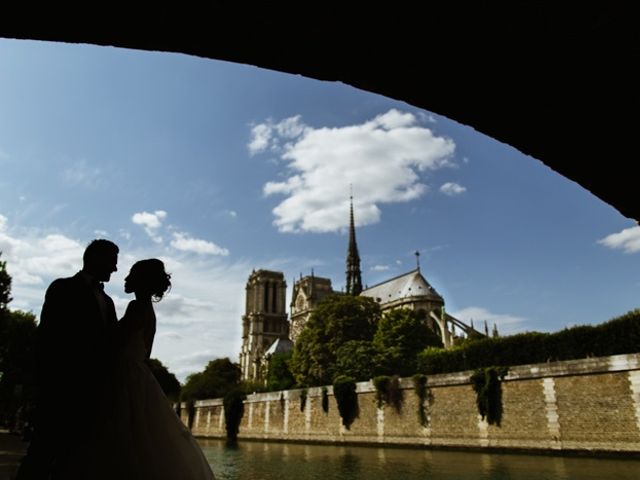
[16,240,215,479]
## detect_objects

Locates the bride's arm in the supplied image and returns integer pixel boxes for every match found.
[116,301,142,346]
[143,311,156,360]
[116,300,155,358]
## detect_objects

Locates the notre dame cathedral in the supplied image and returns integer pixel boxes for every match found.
[239,198,482,382]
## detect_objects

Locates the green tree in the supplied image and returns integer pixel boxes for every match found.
[0,252,12,312]
[290,294,381,386]
[265,351,295,391]
[335,340,380,381]
[147,358,181,401]
[181,357,241,401]
[0,310,37,427]
[0,255,37,427]
[373,309,443,376]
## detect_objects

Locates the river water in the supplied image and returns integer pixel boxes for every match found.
[197,439,639,480]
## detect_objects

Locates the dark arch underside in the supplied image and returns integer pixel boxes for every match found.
[2,4,637,221]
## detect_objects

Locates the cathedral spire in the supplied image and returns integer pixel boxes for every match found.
[346,192,363,295]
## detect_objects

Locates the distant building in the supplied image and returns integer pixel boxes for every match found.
[289,272,334,343]
[239,270,288,381]
[359,268,477,348]
[239,197,483,382]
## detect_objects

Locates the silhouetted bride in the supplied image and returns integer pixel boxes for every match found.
[66,259,215,480]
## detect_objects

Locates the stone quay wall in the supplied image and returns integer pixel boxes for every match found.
[181,353,640,455]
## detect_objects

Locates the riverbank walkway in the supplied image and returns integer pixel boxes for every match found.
[0,429,26,480]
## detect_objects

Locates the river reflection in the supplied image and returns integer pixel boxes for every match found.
[197,439,639,480]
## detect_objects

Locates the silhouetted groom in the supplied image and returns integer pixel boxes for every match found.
[16,239,119,480]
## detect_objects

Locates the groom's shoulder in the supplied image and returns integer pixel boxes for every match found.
[45,273,84,296]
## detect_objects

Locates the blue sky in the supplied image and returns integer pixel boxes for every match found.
[1,39,638,381]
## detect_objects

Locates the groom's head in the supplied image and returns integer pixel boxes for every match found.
[83,239,119,282]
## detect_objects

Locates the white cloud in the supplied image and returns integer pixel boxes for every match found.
[132,210,167,243]
[170,232,229,256]
[417,111,437,123]
[155,293,220,325]
[63,159,104,189]
[451,306,527,336]
[371,264,390,271]
[597,225,640,253]
[248,123,272,155]
[132,210,167,229]
[94,229,108,237]
[225,210,237,218]
[440,182,467,196]
[253,109,456,233]
[248,115,307,156]
[0,215,85,294]
[275,115,306,139]
[158,331,183,341]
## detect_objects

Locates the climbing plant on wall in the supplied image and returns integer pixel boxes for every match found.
[321,386,329,413]
[373,375,390,408]
[333,375,359,429]
[299,388,308,412]
[470,366,508,426]
[186,399,196,430]
[412,374,431,427]
[373,375,404,413]
[223,388,246,444]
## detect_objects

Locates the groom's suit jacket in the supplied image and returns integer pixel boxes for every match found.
[36,271,118,420]
[20,272,119,478]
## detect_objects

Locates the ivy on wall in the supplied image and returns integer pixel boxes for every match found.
[186,399,196,430]
[223,389,246,444]
[321,386,329,414]
[373,376,390,409]
[412,374,431,427]
[373,375,404,413]
[333,375,359,429]
[300,388,308,412]
[470,366,508,426]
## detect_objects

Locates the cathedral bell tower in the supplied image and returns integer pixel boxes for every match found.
[239,270,288,381]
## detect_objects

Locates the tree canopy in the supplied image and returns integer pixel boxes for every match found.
[374,308,443,376]
[147,358,181,401]
[181,357,241,401]
[289,294,381,386]
[0,253,37,428]
[335,340,379,381]
[265,351,295,392]
[290,302,450,385]
[0,252,12,312]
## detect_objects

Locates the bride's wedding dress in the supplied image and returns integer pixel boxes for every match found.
[65,299,215,480]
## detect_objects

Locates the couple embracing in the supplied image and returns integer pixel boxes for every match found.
[16,239,215,480]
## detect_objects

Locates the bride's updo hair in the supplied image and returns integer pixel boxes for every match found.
[130,259,171,301]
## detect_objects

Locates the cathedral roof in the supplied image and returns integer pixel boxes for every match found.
[264,337,294,356]
[360,269,443,305]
